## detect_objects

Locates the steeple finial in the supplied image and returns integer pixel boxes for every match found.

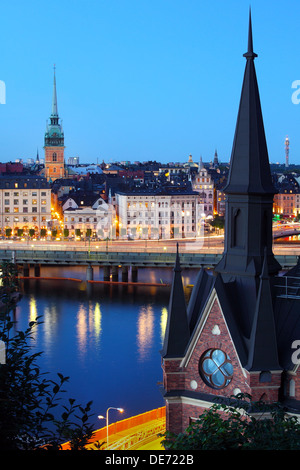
[52,64,58,117]
[161,243,190,358]
[243,8,257,60]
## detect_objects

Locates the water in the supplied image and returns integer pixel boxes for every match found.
[9,265,197,428]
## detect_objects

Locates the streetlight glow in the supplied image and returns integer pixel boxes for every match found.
[98,406,124,449]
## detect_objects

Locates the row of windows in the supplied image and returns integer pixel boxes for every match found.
[1,191,48,197]
[65,217,100,223]
[3,207,49,213]
[126,201,197,209]
[3,216,47,223]
[4,199,48,205]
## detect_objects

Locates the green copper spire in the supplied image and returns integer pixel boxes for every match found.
[51,64,58,117]
[44,65,64,147]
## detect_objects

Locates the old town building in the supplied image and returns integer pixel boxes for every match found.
[116,187,204,240]
[0,175,51,237]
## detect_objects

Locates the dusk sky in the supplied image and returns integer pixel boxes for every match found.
[1,0,300,165]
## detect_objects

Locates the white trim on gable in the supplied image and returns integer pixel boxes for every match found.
[180,287,247,378]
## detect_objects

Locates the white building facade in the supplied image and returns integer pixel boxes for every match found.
[63,196,115,238]
[116,190,204,240]
[0,175,51,236]
[191,166,214,218]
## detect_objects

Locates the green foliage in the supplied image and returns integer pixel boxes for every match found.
[0,262,99,450]
[161,394,300,450]
[209,215,224,229]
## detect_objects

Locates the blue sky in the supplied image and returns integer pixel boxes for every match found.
[0,0,300,165]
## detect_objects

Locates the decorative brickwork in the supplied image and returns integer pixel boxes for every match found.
[162,291,283,434]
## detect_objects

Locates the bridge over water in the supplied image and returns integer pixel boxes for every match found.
[1,246,298,282]
[274,230,300,239]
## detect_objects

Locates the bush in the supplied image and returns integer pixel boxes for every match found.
[161,394,300,450]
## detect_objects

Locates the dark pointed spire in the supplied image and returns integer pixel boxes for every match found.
[224,9,274,195]
[161,244,190,358]
[246,249,282,371]
[215,10,281,281]
[243,9,257,60]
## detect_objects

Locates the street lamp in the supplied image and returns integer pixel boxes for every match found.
[98,407,124,449]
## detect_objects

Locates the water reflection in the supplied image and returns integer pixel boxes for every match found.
[160,307,168,343]
[29,296,37,323]
[76,301,103,361]
[136,305,154,362]
[11,266,198,420]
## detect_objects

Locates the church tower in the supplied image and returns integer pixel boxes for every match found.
[160,11,295,436]
[44,66,65,182]
[215,13,281,283]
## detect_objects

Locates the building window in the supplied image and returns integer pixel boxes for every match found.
[53,152,57,161]
[199,349,233,389]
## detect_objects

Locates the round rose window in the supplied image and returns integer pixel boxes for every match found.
[199,349,233,389]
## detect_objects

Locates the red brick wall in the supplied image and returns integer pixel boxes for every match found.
[45,146,65,181]
[162,292,283,435]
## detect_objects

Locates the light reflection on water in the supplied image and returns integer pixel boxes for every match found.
[11,266,197,424]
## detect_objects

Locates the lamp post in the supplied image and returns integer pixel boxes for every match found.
[98,407,124,449]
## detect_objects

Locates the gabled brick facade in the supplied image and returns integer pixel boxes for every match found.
[162,288,285,435]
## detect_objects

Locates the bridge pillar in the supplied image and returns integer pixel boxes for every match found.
[103,266,110,281]
[23,263,30,277]
[132,266,138,282]
[86,265,94,281]
[112,265,118,282]
[34,264,40,277]
[121,265,128,282]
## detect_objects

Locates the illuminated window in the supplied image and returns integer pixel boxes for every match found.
[199,349,233,389]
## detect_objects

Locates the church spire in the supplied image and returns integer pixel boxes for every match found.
[243,8,257,60]
[215,10,281,280]
[246,249,281,372]
[161,244,190,358]
[224,9,274,195]
[51,64,58,117]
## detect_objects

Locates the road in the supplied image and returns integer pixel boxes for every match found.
[0,226,298,255]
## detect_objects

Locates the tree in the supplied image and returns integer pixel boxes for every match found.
[0,262,98,450]
[209,215,224,230]
[161,394,300,450]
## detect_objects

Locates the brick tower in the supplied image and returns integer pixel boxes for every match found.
[161,11,300,435]
[44,66,65,182]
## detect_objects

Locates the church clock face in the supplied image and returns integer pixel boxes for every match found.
[199,348,233,389]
